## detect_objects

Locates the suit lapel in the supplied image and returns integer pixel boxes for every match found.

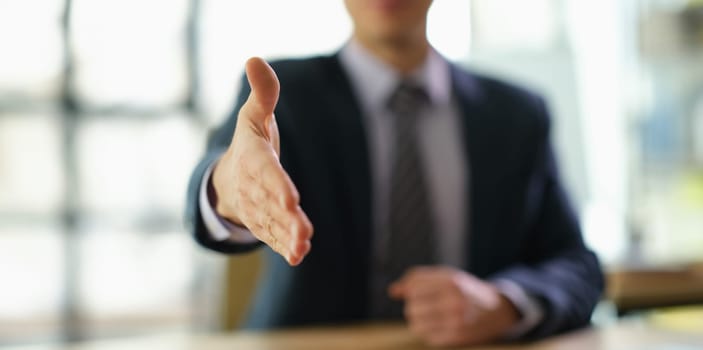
[451,66,502,277]
[319,55,373,313]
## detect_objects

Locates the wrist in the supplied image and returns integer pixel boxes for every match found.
[492,288,521,334]
[498,293,520,324]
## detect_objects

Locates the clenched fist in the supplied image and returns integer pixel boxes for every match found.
[389,266,520,347]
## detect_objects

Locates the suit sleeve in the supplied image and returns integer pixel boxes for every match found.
[184,74,264,254]
[490,98,605,339]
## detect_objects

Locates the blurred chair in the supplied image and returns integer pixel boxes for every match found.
[221,250,264,330]
[607,262,703,316]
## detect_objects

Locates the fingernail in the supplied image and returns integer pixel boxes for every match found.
[289,255,301,266]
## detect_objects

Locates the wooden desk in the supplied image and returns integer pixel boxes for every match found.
[9,321,703,350]
[607,263,703,314]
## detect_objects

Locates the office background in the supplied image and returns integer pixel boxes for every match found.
[1,0,702,345]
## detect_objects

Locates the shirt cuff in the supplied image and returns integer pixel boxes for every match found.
[199,157,258,243]
[492,278,544,339]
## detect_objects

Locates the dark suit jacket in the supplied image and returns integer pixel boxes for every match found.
[185,53,604,339]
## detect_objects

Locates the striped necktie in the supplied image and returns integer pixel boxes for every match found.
[374,80,437,318]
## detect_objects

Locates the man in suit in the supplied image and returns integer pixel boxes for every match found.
[186,0,604,346]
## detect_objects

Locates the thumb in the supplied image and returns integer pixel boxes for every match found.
[243,57,280,121]
[388,280,407,300]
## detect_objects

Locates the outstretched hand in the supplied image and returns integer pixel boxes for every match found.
[212,57,313,266]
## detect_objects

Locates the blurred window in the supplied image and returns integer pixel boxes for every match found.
[631,0,703,266]
[71,0,190,108]
[0,0,203,343]
[0,224,64,340]
[0,114,65,215]
[0,0,64,103]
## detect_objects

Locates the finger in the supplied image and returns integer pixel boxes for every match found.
[406,304,445,338]
[404,297,447,336]
[388,267,422,298]
[242,197,291,246]
[396,266,439,289]
[247,211,293,261]
[283,208,313,266]
[388,281,406,299]
[246,180,298,232]
[413,311,468,347]
[260,217,309,267]
[405,282,445,302]
[397,274,451,304]
[244,57,280,118]
[405,298,443,321]
[288,239,311,266]
[389,266,443,300]
[248,163,313,243]
[408,299,470,345]
[243,192,312,264]
[238,147,313,264]
[254,159,313,241]
[290,205,314,242]
[276,206,313,263]
[247,148,300,210]
[409,315,445,336]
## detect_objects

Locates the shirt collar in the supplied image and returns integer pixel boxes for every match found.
[339,39,452,112]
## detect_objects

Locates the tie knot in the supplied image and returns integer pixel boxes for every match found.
[387,81,429,117]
